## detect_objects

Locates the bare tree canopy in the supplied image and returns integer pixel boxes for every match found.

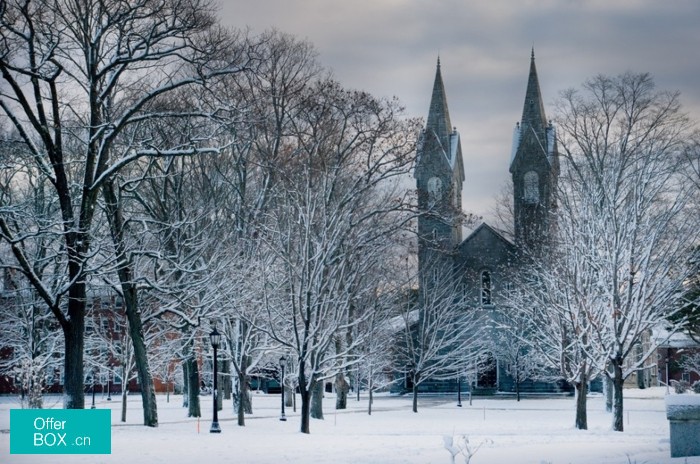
[0,0,249,415]
[530,72,700,432]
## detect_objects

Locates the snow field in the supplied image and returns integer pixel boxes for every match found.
[1,387,698,464]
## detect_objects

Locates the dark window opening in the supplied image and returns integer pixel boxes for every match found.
[481,271,492,306]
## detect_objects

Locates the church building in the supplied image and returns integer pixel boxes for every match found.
[414,51,561,393]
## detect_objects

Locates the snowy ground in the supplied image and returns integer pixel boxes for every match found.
[1,387,698,464]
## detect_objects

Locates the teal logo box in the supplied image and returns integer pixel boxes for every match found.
[10,409,111,454]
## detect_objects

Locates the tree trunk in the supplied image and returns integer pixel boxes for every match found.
[300,387,311,434]
[285,386,294,407]
[222,360,231,401]
[368,375,374,415]
[298,357,311,433]
[120,366,128,422]
[604,373,613,413]
[103,182,158,427]
[574,378,588,430]
[216,362,223,412]
[240,355,252,415]
[335,372,349,410]
[28,375,43,409]
[612,359,624,432]
[635,343,645,389]
[186,355,200,418]
[63,287,86,409]
[515,371,521,402]
[243,387,252,414]
[123,284,158,426]
[311,380,324,419]
[412,380,419,413]
[237,371,246,426]
[182,361,189,408]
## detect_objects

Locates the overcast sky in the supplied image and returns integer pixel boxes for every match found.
[219,0,700,222]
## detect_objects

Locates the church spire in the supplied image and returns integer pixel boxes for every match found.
[427,57,452,146]
[521,49,548,132]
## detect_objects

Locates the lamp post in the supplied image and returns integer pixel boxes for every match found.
[91,370,96,409]
[457,376,462,407]
[210,327,221,433]
[279,356,287,421]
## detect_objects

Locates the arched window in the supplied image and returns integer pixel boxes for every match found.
[427,177,442,201]
[523,171,539,203]
[481,270,492,306]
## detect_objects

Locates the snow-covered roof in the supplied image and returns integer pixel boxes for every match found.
[652,326,700,348]
[459,222,516,250]
[510,124,521,166]
[449,132,459,168]
[546,124,556,166]
[385,309,419,335]
[509,123,557,169]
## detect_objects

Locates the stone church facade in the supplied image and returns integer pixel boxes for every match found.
[414,51,562,394]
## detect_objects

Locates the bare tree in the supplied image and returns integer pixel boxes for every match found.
[253,75,419,433]
[489,181,515,241]
[551,72,699,431]
[511,251,603,429]
[0,0,248,415]
[489,303,551,402]
[0,278,63,408]
[394,256,485,413]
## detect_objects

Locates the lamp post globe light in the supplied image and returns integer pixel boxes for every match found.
[210,327,222,433]
[279,356,287,421]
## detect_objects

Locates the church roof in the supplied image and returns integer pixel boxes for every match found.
[459,222,515,250]
[510,49,557,171]
[427,57,452,141]
[521,48,548,130]
[415,58,464,182]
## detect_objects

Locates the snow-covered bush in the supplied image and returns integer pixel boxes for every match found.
[671,380,690,394]
[693,381,700,394]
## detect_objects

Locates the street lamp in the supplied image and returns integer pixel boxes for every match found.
[457,376,462,407]
[91,370,96,409]
[279,356,287,421]
[209,327,221,433]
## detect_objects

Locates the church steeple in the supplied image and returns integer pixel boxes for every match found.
[426,57,453,151]
[520,49,548,135]
[510,49,558,255]
[415,58,464,282]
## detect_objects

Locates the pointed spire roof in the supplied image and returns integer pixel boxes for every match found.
[520,49,548,130]
[426,57,452,143]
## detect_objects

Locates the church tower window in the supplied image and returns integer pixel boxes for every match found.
[427,177,443,201]
[481,270,492,306]
[523,171,539,203]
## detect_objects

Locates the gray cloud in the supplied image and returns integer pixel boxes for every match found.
[219,0,700,220]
